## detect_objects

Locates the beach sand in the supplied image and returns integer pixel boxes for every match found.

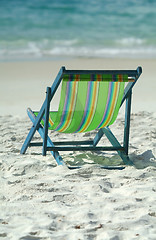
[0,58,156,239]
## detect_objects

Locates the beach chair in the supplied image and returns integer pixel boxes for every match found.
[20,66,142,169]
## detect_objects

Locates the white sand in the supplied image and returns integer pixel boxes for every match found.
[0,58,156,239]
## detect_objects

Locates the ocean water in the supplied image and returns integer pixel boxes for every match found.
[0,0,156,61]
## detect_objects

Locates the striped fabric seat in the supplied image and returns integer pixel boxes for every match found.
[37,74,133,133]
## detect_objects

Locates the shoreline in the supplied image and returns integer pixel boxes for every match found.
[1,55,156,63]
[0,57,156,116]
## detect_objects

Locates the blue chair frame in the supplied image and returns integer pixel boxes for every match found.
[20,66,142,169]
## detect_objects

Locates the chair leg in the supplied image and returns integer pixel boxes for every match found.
[102,127,133,166]
[93,128,104,146]
[27,109,65,166]
[123,90,132,155]
[20,104,46,154]
[42,87,51,156]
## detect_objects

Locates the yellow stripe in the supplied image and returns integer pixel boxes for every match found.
[49,117,54,127]
[79,82,98,133]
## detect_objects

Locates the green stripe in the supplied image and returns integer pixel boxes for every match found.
[61,81,88,133]
[49,81,67,130]
[85,82,109,132]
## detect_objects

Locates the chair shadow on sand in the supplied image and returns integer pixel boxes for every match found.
[61,149,156,170]
[130,150,156,169]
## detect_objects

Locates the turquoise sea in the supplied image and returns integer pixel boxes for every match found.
[0,0,156,61]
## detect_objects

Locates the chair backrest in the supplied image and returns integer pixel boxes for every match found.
[49,73,134,133]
